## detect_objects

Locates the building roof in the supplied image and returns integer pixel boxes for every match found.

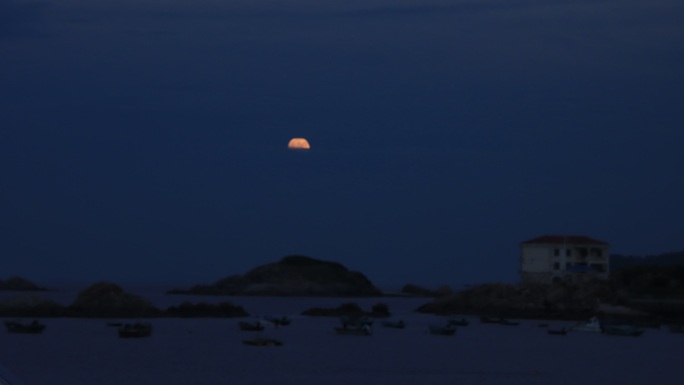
[521,235,609,246]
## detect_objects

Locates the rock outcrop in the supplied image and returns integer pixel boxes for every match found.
[171,255,382,297]
[68,282,161,318]
[0,296,66,317]
[415,281,620,320]
[400,283,453,297]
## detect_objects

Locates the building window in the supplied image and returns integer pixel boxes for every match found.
[554,262,560,270]
[566,249,572,257]
[554,248,560,257]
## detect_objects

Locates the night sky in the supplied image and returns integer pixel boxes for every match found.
[2,0,683,287]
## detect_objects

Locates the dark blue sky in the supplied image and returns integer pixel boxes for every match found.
[2,0,683,287]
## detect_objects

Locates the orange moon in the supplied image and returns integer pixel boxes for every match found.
[288,138,310,150]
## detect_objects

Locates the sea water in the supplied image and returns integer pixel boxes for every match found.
[0,285,681,385]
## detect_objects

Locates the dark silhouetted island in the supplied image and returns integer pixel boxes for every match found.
[169,255,382,297]
[4,250,684,320]
[0,281,251,318]
[68,282,163,318]
[0,295,65,317]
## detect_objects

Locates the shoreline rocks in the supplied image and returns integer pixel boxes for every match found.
[5,263,684,321]
[413,280,678,322]
[400,284,453,297]
[0,296,66,317]
[415,281,609,319]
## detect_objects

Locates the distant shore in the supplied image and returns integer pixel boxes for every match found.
[4,261,684,323]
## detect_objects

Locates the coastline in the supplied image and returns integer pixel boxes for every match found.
[3,267,684,325]
[0,282,677,326]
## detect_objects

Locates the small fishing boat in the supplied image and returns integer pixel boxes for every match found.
[381,320,405,329]
[448,318,469,327]
[602,324,644,337]
[238,321,265,331]
[428,324,457,336]
[479,316,505,324]
[118,323,152,338]
[340,315,373,328]
[571,317,602,333]
[547,328,568,335]
[4,320,46,334]
[106,322,124,328]
[242,338,283,346]
[335,324,372,336]
[262,316,291,327]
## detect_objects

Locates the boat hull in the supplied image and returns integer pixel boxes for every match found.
[428,325,457,336]
[602,325,644,337]
[335,326,372,336]
[4,321,46,334]
[118,323,152,338]
[243,338,283,346]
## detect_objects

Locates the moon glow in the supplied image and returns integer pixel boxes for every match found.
[288,138,311,150]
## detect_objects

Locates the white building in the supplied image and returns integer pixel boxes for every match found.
[519,235,610,283]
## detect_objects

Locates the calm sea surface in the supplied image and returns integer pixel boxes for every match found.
[0,285,681,385]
